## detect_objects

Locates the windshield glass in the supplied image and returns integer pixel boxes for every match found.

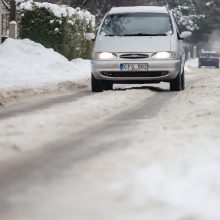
[201,53,218,57]
[100,13,173,36]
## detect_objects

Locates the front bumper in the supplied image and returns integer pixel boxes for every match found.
[91,59,181,82]
[199,59,219,67]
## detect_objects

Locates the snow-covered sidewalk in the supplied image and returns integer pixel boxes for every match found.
[0,38,91,106]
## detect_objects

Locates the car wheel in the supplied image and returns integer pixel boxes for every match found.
[91,74,103,92]
[216,65,219,69]
[170,71,182,91]
[103,81,113,91]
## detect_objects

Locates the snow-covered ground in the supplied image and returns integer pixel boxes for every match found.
[185,57,198,69]
[0,38,203,107]
[0,63,220,220]
[0,89,153,162]
[1,38,220,219]
[0,38,91,106]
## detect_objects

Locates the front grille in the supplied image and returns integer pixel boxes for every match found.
[101,71,168,78]
[120,54,149,59]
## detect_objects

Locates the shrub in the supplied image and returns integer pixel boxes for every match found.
[18,1,95,60]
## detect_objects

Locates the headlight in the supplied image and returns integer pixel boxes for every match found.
[96,52,117,59]
[151,52,176,59]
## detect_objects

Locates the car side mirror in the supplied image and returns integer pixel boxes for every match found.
[85,33,96,41]
[180,31,192,39]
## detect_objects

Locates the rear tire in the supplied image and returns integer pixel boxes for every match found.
[170,71,182,92]
[91,74,103,92]
[103,81,113,91]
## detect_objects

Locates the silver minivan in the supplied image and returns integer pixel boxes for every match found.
[86,6,191,92]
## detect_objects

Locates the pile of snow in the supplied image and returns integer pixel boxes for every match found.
[19,0,95,26]
[0,38,91,105]
[186,58,198,68]
[185,58,198,73]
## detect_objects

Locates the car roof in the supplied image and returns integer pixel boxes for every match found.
[109,6,168,15]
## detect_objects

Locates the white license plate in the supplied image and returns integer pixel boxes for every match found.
[120,63,148,71]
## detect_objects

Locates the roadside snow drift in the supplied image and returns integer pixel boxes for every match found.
[185,58,198,73]
[0,38,91,105]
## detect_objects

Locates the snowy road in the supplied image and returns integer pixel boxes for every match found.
[0,66,220,220]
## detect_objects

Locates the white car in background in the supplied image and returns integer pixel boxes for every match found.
[86,6,191,92]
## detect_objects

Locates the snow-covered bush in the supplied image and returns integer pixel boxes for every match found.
[171,5,205,32]
[150,0,205,32]
[150,0,208,43]
[18,1,95,60]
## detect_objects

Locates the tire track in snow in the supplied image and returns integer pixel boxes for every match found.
[0,69,205,121]
[0,71,207,215]
[0,91,175,215]
[0,89,93,120]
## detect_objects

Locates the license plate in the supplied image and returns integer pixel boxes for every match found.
[120,63,148,71]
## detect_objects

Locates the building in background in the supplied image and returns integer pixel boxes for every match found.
[0,0,10,41]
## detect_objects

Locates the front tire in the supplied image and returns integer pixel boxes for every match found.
[103,81,113,91]
[91,74,103,92]
[181,69,185,90]
[170,71,182,91]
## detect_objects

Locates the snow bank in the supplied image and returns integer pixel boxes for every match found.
[185,58,198,73]
[0,38,91,105]
[186,58,199,68]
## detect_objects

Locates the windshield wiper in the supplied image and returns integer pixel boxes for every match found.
[105,33,168,37]
[121,33,168,36]
[153,33,168,36]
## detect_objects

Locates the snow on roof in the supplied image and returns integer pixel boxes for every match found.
[109,6,168,15]
[9,21,17,24]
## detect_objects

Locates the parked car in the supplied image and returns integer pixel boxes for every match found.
[199,51,219,68]
[86,6,191,92]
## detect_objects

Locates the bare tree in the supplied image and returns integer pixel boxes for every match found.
[71,0,90,8]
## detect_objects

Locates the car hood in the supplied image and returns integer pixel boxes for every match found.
[97,36,171,53]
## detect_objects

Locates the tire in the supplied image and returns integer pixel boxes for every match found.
[170,71,182,91]
[103,81,113,91]
[91,74,103,92]
[181,69,185,90]
[216,65,219,69]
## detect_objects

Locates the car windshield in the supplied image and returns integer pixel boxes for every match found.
[100,13,173,36]
[201,53,218,57]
